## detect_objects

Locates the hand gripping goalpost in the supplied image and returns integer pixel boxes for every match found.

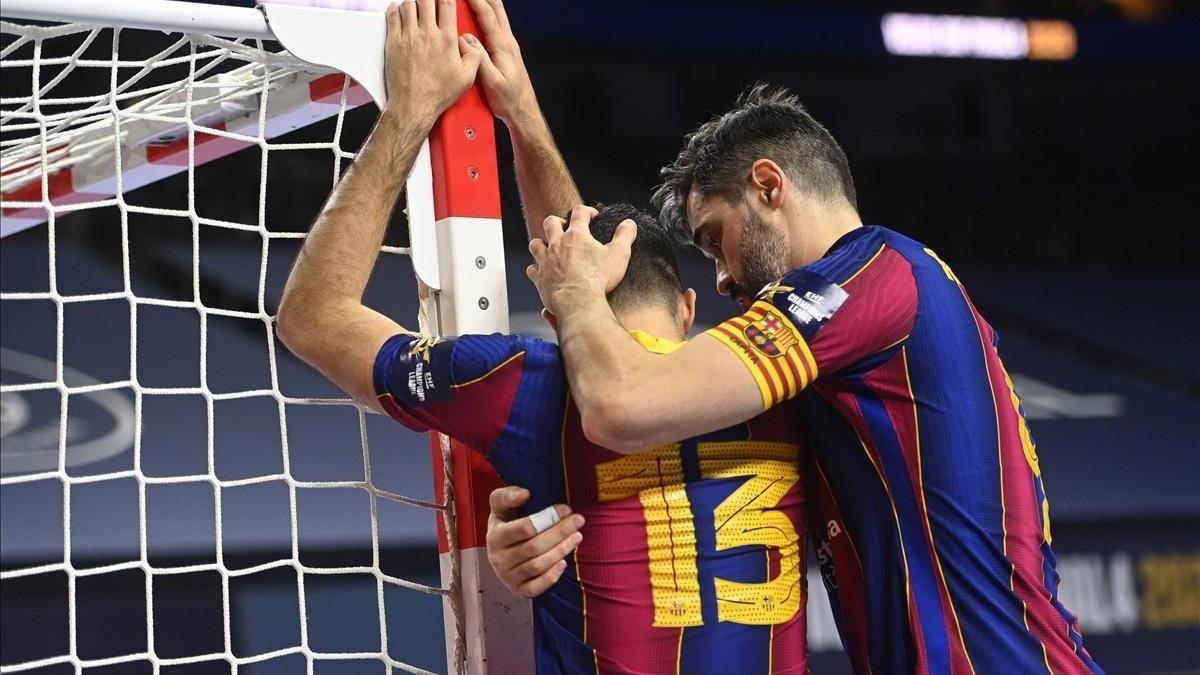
[0,0,530,672]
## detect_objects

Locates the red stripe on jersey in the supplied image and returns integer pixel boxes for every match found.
[965,302,1083,671]
[562,404,682,674]
[713,322,782,405]
[827,383,931,670]
[864,353,975,674]
[810,248,917,377]
[770,482,810,675]
[763,347,794,403]
[809,453,874,675]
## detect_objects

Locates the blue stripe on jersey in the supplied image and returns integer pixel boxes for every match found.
[534,583,599,675]
[803,394,915,671]
[464,337,587,674]
[882,229,1048,672]
[680,427,772,675]
[804,226,886,284]
[483,338,569,510]
[849,376,953,672]
[1004,346,1098,671]
[1035,475,1099,670]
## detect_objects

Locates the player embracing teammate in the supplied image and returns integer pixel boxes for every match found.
[278,0,1105,672]
[477,2,1104,674]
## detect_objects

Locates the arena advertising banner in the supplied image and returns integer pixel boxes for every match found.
[805,518,1200,673]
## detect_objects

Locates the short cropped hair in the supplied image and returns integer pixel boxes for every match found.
[585,203,683,314]
[653,83,857,244]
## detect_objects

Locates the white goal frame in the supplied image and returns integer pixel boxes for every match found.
[0,1,530,673]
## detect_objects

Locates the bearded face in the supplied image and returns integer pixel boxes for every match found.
[735,207,792,299]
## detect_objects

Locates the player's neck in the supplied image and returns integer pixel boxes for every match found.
[786,200,863,267]
[614,309,685,343]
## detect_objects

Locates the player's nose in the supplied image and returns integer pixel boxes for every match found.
[715,261,733,296]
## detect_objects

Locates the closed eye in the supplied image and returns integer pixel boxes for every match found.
[693,228,720,259]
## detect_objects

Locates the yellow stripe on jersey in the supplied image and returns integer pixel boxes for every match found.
[703,301,816,409]
[706,318,775,409]
[1001,368,1053,544]
[595,445,703,627]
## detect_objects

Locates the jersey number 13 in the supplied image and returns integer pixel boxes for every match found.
[596,441,802,627]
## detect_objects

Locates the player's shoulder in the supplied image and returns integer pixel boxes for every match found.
[800,225,926,283]
[763,226,909,309]
[449,333,562,381]
[758,226,922,342]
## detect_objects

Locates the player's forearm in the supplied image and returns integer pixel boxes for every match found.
[278,107,432,370]
[556,293,767,452]
[281,109,431,325]
[554,291,668,451]
[508,109,581,240]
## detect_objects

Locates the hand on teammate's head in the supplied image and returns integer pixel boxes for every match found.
[383,0,482,124]
[485,486,584,599]
[526,205,637,315]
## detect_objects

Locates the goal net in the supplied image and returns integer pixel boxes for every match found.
[1,2,519,673]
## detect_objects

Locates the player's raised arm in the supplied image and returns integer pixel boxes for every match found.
[466,0,580,238]
[528,209,765,452]
[277,0,481,409]
[532,203,919,453]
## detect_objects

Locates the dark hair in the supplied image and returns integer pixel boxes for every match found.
[652,83,857,245]
[584,203,683,314]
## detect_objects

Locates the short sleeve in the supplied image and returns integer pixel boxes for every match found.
[704,229,917,409]
[373,333,548,452]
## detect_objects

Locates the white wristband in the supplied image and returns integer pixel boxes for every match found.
[527,505,561,534]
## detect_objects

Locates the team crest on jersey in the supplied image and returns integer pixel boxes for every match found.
[743,309,800,359]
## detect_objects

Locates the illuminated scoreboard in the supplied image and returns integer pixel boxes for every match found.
[881,13,1079,61]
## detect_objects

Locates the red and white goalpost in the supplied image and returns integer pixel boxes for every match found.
[0,0,530,672]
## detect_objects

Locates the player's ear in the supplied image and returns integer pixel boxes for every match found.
[541,308,558,331]
[678,288,697,335]
[749,159,786,210]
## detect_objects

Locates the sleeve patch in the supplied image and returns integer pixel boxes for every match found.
[705,301,818,410]
[759,269,849,343]
[375,335,454,407]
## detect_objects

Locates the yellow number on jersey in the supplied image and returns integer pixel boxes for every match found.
[924,247,961,284]
[595,441,802,628]
[596,445,702,627]
[700,441,803,625]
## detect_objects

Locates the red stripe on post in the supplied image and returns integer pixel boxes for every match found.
[431,434,504,554]
[1,167,107,219]
[428,1,505,558]
[427,6,501,221]
[308,73,374,106]
[1,167,73,217]
[145,122,255,167]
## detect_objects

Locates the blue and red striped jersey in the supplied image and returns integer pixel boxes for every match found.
[707,226,1102,675]
[374,331,812,674]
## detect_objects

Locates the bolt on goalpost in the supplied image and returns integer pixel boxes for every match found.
[0,0,528,673]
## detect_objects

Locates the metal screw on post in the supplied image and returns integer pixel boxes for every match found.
[467,166,479,181]
[475,256,486,269]
[464,125,476,140]
[478,297,489,310]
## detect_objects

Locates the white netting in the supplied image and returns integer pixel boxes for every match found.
[1,17,462,675]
